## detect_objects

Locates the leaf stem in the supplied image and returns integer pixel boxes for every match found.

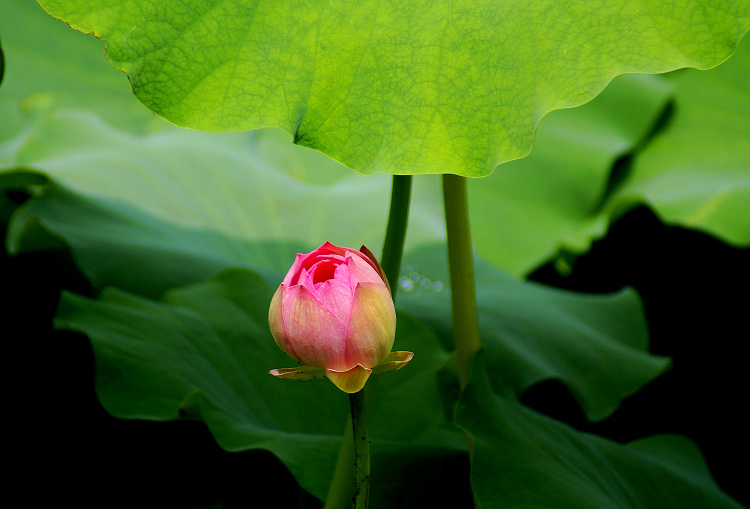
[380,175,412,299]
[349,389,370,509]
[442,174,482,388]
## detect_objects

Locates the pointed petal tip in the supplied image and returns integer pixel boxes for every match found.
[358,244,391,290]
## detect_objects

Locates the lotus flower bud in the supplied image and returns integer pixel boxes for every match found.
[268,242,412,393]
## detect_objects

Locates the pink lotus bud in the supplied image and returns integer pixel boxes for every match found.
[269,242,410,393]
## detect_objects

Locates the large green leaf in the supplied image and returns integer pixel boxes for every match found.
[37,0,750,176]
[49,244,724,506]
[54,269,466,506]
[3,2,747,279]
[397,245,669,422]
[456,352,743,508]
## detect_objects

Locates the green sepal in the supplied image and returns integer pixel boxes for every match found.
[269,365,328,382]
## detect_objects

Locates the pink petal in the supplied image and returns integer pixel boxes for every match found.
[345,251,385,288]
[268,285,298,360]
[344,282,396,368]
[314,272,354,324]
[285,253,308,286]
[282,285,348,369]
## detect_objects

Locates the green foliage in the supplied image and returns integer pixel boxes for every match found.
[457,352,745,509]
[38,0,750,176]
[3,1,749,277]
[0,36,5,86]
[609,43,750,246]
[51,237,672,504]
[55,270,462,504]
[2,1,749,507]
[397,246,668,422]
[0,0,151,140]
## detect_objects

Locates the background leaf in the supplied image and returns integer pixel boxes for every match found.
[2,3,747,506]
[456,352,744,509]
[5,160,666,423]
[397,245,669,422]
[37,0,750,176]
[467,73,673,275]
[55,267,467,506]
[470,33,750,274]
[0,0,156,140]
[606,38,750,246]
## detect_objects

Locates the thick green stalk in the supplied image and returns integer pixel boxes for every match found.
[349,390,370,509]
[442,174,482,388]
[323,174,412,509]
[379,174,412,298]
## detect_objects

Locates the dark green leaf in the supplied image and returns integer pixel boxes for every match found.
[54,268,464,503]
[398,244,669,422]
[456,351,743,508]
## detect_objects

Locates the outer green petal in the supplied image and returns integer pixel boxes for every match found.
[371,351,414,374]
[326,365,372,394]
[269,365,328,382]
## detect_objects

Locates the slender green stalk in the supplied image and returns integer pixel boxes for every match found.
[324,174,412,509]
[349,390,370,509]
[442,174,482,388]
[380,174,412,299]
[323,420,355,509]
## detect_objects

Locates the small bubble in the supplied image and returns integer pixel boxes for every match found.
[433,281,444,292]
[420,278,431,288]
[399,277,414,292]
[410,272,420,281]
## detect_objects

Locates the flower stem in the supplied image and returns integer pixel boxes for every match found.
[442,174,482,388]
[380,174,412,299]
[349,389,370,509]
[323,420,355,509]
[324,174,412,509]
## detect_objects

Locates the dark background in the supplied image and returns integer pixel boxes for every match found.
[528,206,749,508]
[5,205,748,507]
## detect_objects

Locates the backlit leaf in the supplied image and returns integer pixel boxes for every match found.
[38,0,750,176]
